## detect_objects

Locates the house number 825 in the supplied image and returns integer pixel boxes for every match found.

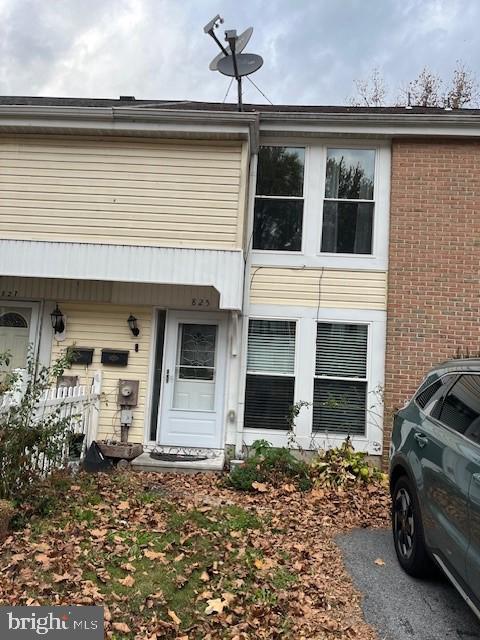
[192,298,210,307]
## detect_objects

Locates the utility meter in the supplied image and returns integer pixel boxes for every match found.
[117,379,139,407]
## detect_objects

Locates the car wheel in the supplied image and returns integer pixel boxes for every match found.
[392,475,435,578]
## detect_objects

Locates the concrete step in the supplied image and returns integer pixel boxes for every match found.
[131,449,225,473]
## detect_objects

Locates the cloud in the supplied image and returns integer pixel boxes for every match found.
[0,0,478,105]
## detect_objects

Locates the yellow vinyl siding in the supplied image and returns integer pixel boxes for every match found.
[250,267,387,310]
[50,303,152,442]
[0,136,245,249]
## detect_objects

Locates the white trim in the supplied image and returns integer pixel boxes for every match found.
[158,310,228,449]
[242,305,386,455]
[0,240,245,311]
[259,113,480,139]
[0,105,258,151]
[251,139,391,271]
[0,298,41,364]
[143,307,162,445]
[249,303,387,322]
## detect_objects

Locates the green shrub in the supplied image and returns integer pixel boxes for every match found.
[310,437,386,488]
[0,349,76,502]
[228,440,312,491]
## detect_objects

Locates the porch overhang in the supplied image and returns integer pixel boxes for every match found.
[0,239,245,311]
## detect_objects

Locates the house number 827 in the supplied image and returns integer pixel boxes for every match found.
[192,298,210,307]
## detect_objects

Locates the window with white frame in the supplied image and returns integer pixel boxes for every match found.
[253,146,305,251]
[321,148,375,254]
[244,319,296,429]
[313,322,368,435]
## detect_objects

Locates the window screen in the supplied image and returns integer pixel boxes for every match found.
[253,146,305,252]
[313,322,368,435]
[321,148,375,255]
[244,319,296,430]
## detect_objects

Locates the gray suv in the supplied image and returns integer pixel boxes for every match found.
[389,359,480,619]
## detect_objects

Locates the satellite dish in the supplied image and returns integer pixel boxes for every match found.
[217,53,263,77]
[209,27,253,71]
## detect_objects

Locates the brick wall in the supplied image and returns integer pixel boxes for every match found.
[384,138,480,461]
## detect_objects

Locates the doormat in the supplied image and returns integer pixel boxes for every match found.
[150,452,208,462]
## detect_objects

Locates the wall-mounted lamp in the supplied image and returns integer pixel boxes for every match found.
[50,304,65,334]
[127,314,140,337]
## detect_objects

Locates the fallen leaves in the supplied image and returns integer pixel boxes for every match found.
[167,609,181,625]
[117,575,135,588]
[143,549,166,561]
[251,481,268,492]
[34,554,51,568]
[0,469,390,640]
[374,558,386,566]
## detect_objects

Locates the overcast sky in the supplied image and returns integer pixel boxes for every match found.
[0,0,478,106]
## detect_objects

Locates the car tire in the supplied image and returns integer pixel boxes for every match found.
[391,475,436,578]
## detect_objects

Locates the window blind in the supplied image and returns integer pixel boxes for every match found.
[316,323,367,378]
[247,320,296,375]
[313,379,367,435]
[244,375,295,430]
[245,319,296,430]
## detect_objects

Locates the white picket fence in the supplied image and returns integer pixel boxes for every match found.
[0,370,102,472]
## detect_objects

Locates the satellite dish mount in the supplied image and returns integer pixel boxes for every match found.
[204,16,263,112]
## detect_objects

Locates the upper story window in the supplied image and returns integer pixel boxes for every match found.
[321,148,375,254]
[253,146,305,252]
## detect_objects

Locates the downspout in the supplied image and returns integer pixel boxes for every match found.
[235,151,258,458]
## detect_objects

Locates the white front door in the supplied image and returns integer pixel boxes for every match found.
[0,302,39,372]
[158,311,227,449]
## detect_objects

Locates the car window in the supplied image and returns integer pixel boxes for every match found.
[415,374,455,414]
[437,375,480,444]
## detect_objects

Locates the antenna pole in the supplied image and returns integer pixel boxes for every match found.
[237,77,243,112]
[227,32,243,112]
[209,30,229,56]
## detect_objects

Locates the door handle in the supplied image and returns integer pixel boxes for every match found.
[473,473,480,486]
[166,369,170,383]
[414,432,429,448]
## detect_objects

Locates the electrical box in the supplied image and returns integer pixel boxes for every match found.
[117,379,139,407]
[120,408,134,426]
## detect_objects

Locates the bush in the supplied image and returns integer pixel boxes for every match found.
[229,440,312,491]
[0,349,75,502]
[310,438,386,488]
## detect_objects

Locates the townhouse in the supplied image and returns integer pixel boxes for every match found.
[0,98,478,468]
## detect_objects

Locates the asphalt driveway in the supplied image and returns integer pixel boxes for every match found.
[337,529,480,640]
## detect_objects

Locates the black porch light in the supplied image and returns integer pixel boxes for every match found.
[127,314,140,337]
[50,304,65,334]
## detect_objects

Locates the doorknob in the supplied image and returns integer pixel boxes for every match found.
[414,432,428,448]
[166,369,170,383]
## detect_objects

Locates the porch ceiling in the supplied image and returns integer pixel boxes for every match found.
[0,239,244,311]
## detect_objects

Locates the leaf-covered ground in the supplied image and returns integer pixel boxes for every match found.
[0,471,390,639]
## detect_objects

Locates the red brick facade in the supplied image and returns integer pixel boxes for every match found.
[384,138,480,460]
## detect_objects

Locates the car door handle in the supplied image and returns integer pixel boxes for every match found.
[473,473,480,486]
[414,432,429,448]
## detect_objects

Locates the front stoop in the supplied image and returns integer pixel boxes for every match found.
[131,446,225,473]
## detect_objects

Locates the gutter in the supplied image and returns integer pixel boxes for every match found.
[259,111,480,138]
[0,105,260,152]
